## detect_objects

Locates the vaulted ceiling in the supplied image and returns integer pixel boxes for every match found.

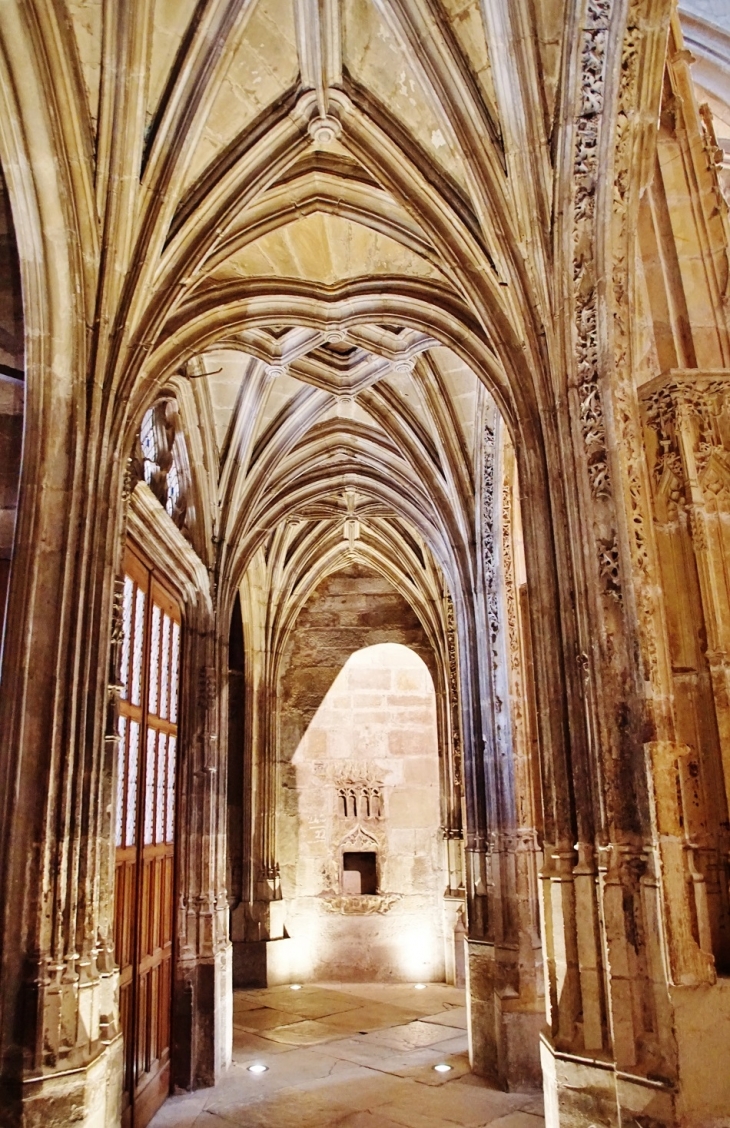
[53,0,550,622]
[9,1,720,635]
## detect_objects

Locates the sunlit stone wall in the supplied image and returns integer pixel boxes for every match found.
[277,566,445,982]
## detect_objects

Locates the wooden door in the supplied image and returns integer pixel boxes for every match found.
[115,546,181,1128]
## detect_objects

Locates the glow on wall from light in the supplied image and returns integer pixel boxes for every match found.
[277,640,446,983]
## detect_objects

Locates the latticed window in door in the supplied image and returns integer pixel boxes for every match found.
[114,545,181,1128]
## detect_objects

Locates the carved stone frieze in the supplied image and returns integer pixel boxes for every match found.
[327,762,383,787]
[501,471,520,681]
[445,594,463,789]
[597,534,621,601]
[482,419,500,642]
[318,893,400,915]
[573,0,614,506]
[698,101,730,211]
[642,373,730,513]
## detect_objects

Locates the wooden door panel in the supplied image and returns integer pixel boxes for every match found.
[114,546,181,1128]
[120,976,134,1122]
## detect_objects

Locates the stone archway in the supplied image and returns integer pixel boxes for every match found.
[281,639,444,984]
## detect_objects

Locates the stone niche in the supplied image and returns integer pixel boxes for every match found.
[277,568,445,982]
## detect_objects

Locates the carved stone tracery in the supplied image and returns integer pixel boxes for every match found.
[643,375,730,513]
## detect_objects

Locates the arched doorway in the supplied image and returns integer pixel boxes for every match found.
[230,562,466,992]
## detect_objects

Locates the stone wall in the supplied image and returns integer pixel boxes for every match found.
[276,565,447,982]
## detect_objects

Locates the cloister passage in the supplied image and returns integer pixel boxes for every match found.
[107,298,548,1126]
[3,5,729,1128]
[236,605,450,987]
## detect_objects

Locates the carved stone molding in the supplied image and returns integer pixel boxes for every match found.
[445,595,463,789]
[501,465,520,682]
[340,822,381,853]
[642,370,730,512]
[482,419,500,642]
[572,0,614,506]
[318,893,401,915]
[597,534,621,601]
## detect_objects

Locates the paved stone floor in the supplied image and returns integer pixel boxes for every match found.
[150,982,546,1127]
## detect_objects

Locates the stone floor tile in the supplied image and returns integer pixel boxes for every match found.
[240,1045,371,1091]
[310,1008,386,1035]
[306,1014,394,1041]
[258,1018,352,1045]
[235,1006,307,1032]
[317,1032,429,1063]
[360,1019,460,1050]
[189,1115,243,1128]
[232,1027,301,1057]
[150,984,544,1128]
[426,1032,469,1055]
[420,1008,468,1030]
[314,1003,424,1034]
[202,1086,367,1128]
[478,1113,545,1128]
[206,1064,410,1124]
[255,985,364,1016]
[324,983,466,1015]
[147,1094,206,1127]
[315,1034,465,1080]
[378,1077,526,1128]
[307,1070,424,1109]
[387,1051,472,1087]
[455,1073,506,1089]
[231,993,269,1012]
[334,1113,412,1128]
[516,1095,545,1115]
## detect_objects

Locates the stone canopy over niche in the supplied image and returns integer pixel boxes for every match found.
[277,566,445,982]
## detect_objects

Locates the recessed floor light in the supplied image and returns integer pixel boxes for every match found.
[247,1063,268,1074]
[434,1063,452,1073]
[290,984,302,990]
[414,983,427,990]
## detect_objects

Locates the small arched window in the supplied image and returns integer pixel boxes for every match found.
[133,398,193,536]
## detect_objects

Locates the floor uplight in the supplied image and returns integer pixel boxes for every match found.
[247,1063,268,1074]
[433,1063,452,1073]
[414,983,427,990]
[290,983,302,990]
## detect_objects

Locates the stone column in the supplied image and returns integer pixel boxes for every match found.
[465,410,545,1092]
